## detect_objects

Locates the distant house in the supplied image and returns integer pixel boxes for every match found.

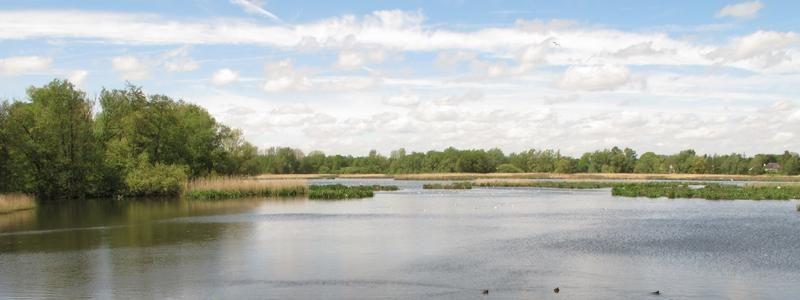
[765,162,781,173]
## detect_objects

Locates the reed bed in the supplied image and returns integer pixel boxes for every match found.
[254,174,336,180]
[422,182,473,189]
[0,193,37,214]
[475,180,623,189]
[185,178,308,200]
[611,183,800,200]
[393,172,800,182]
[308,184,375,200]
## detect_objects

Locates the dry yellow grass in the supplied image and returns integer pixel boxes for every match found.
[253,174,335,180]
[186,177,308,192]
[0,193,37,214]
[336,174,393,179]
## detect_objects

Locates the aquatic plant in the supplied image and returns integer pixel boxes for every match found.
[308,184,376,199]
[422,182,473,189]
[0,193,36,214]
[611,183,800,200]
[476,180,622,189]
[185,178,308,200]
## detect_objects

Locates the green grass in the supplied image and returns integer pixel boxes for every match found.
[476,181,622,189]
[611,183,800,200]
[309,184,376,199]
[422,182,473,189]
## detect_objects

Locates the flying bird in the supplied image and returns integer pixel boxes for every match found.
[552,41,561,47]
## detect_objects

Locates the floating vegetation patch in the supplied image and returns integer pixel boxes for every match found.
[309,184,377,200]
[422,182,473,189]
[475,180,622,189]
[611,183,800,200]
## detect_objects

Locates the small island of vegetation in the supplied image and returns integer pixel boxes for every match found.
[422,182,473,189]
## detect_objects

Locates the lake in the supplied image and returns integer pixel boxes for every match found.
[1,179,799,299]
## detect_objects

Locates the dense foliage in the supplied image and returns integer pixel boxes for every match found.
[0,80,259,201]
[256,147,800,176]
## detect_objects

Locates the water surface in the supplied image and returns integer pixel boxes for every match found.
[1,179,799,299]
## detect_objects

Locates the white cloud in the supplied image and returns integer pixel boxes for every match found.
[229,0,282,22]
[706,31,799,69]
[435,51,477,68]
[716,1,763,19]
[262,59,311,92]
[112,55,148,80]
[163,46,199,72]
[556,64,632,91]
[211,68,239,85]
[612,41,676,58]
[0,56,52,75]
[334,48,388,70]
[67,70,88,86]
[383,92,420,107]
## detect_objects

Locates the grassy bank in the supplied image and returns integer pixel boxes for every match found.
[184,178,308,200]
[422,182,473,189]
[0,193,37,214]
[611,183,800,200]
[475,180,622,189]
[392,172,800,182]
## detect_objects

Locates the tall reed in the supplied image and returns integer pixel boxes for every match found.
[185,177,308,200]
[0,193,37,214]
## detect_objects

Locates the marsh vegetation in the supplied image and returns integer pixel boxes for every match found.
[184,178,308,200]
[422,182,473,189]
[0,193,36,214]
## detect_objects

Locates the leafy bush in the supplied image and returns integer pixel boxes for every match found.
[496,164,524,173]
[124,157,187,197]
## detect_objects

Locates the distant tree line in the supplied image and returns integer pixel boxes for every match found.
[0,80,259,201]
[3,80,799,201]
[256,147,800,176]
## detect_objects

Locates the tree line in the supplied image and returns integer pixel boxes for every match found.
[257,147,800,176]
[2,80,799,201]
[0,80,259,201]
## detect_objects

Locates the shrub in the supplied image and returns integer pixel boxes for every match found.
[124,158,188,197]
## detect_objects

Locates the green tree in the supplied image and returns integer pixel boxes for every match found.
[3,80,101,200]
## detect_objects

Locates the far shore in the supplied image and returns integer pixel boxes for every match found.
[253,172,800,182]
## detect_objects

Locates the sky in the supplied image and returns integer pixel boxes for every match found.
[1,0,799,156]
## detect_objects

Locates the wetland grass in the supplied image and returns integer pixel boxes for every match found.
[475,180,622,189]
[185,178,308,200]
[0,193,37,214]
[309,184,375,199]
[422,182,473,189]
[611,182,800,200]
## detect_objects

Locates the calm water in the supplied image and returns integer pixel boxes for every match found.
[1,179,799,299]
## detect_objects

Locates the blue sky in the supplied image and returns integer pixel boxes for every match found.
[1,1,799,155]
